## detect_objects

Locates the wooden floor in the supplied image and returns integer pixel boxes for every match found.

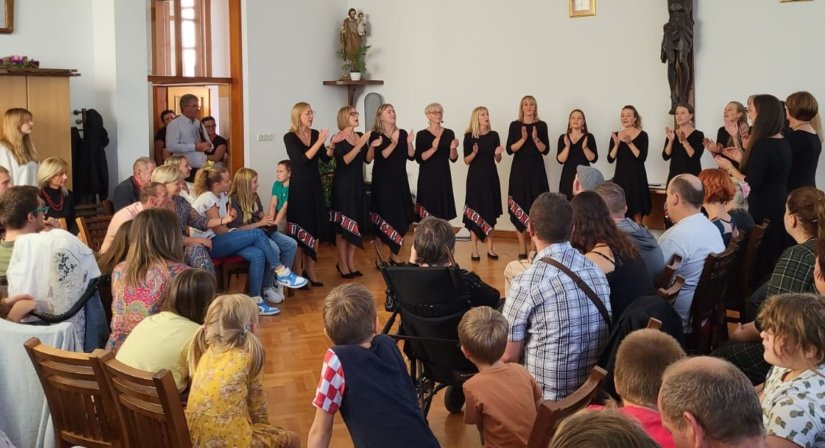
[245,233,519,447]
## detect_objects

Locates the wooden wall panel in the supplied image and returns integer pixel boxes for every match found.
[26,76,72,186]
[0,76,29,117]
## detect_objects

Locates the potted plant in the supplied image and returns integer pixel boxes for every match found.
[340,45,370,81]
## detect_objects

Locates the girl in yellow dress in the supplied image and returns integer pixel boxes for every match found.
[186,294,298,448]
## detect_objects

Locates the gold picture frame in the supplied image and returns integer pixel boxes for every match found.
[780,0,813,2]
[570,0,596,18]
[0,0,13,34]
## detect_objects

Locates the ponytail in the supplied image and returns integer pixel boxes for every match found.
[194,165,228,197]
[187,325,208,374]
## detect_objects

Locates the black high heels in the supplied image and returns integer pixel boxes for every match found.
[302,270,324,287]
[487,252,499,260]
[351,270,364,277]
[336,264,355,279]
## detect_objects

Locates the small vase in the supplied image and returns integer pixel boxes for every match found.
[349,72,362,81]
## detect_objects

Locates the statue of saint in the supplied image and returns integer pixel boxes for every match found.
[661,0,694,114]
[340,8,362,66]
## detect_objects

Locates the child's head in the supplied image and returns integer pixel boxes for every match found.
[194,165,230,196]
[162,269,216,325]
[550,409,660,448]
[458,306,508,365]
[757,293,825,370]
[614,329,686,407]
[276,160,291,183]
[97,220,132,273]
[323,283,377,345]
[189,294,265,377]
[0,165,11,195]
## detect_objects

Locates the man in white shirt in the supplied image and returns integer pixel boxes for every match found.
[657,174,725,332]
[165,94,212,180]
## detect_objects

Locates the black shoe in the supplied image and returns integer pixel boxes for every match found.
[487,252,499,260]
[470,254,481,261]
[518,253,528,260]
[351,270,364,277]
[336,264,355,279]
[303,271,325,287]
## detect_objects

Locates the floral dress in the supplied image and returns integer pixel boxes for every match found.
[170,195,214,274]
[186,347,291,447]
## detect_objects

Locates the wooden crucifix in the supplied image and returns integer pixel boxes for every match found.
[661,0,695,114]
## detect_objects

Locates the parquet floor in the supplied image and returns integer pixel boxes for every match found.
[240,233,519,447]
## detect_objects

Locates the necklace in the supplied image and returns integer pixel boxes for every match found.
[41,187,65,211]
[792,122,811,131]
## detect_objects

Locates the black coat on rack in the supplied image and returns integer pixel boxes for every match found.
[72,108,110,202]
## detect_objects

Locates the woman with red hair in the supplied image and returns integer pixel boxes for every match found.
[698,169,739,245]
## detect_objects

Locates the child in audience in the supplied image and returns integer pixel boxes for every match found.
[268,160,290,232]
[458,306,542,447]
[307,283,439,448]
[550,409,660,448]
[116,269,215,391]
[758,293,825,448]
[186,294,299,448]
[0,293,37,322]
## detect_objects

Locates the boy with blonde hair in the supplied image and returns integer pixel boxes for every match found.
[459,306,542,447]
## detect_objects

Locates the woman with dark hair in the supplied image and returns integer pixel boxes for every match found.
[715,94,792,275]
[785,91,822,191]
[662,103,704,183]
[154,109,176,165]
[570,191,652,320]
[557,109,597,199]
[607,105,650,223]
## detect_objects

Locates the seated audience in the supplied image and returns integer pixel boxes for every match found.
[591,329,686,447]
[117,269,215,391]
[0,108,39,186]
[202,115,228,166]
[758,293,825,448]
[186,294,299,448]
[37,157,77,234]
[112,157,156,211]
[459,306,541,447]
[698,168,739,245]
[572,165,605,196]
[658,356,765,448]
[594,182,664,287]
[727,176,755,233]
[308,284,439,448]
[97,220,132,325]
[502,192,611,400]
[153,109,175,165]
[409,216,501,315]
[550,409,660,448]
[164,154,197,204]
[0,293,37,322]
[571,191,652,320]
[100,182,168,254]
[0,165,12,194]
[106,208,189,352]
[657,174,725,332]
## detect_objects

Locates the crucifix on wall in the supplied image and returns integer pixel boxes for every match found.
[661,0,694,114]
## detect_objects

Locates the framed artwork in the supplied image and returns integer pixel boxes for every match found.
[780,0,813,2]
[0,0,13,34]
[570,0,596,18]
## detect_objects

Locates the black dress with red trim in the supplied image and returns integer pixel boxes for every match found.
[40,186,78,234]
[368,129,415,255]
[505,120,550,232]
[414,128,457,221]
[330,134,368,248]
[284,129,330,260]
[462,131,502,241]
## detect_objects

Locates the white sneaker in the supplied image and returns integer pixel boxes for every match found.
[263,286,285,304]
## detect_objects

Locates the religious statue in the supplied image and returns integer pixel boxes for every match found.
[661,0,694,114]
[340,8,363,66]
[357,11,369,38]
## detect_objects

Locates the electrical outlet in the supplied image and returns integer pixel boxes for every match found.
[256,133,275,142]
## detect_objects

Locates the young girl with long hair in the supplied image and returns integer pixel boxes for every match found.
[0,108,39,186]
[186,294,299,448]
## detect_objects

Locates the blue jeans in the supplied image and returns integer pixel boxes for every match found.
[210,229,279,296]
[262,231,298,289]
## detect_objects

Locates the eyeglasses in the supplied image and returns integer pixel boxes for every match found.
[31,206,49,215]
[428,111,444,115]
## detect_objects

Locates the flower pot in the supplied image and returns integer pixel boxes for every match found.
[349,72,362,81]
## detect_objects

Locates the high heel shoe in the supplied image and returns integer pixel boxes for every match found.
[336,264,355,279]
[351,270,364,277]
[487,252,499,260]
[302,270,325,287]
[470,253,481,261]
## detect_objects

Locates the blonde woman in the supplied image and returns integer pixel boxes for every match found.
[37,157,77,234]
[463,106,503,260]
[0,108,39,186]
[414,103,458,221]
[163,154,196,204]
[607,105,650,223]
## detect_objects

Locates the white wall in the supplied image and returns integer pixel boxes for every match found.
[694,0,825,187]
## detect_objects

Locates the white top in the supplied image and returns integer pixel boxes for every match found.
[191,191,228,239]
[762,364,825,447]
[0,143,38,186]
[165,115,210,168]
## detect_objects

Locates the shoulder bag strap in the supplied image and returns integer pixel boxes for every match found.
[541,257,612,329]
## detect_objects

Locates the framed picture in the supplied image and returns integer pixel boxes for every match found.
[570,0,596,18]
[780,0,812,2]
[0,0,13,34]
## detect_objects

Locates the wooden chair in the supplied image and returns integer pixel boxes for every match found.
[76,215,113,252]
[75,200,115,218]
[686,242,740,355]
[646,317,663,330]
[97,356,192,448]
[656,274,686,302]
[212,255,249,292]
[740,220,770,300]
[23,338,121,448]
[656,255,683,291]
[527,366,608,448]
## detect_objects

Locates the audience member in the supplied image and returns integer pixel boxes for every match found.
[698,168,739,245]
[164,154,197,204]
[112,157,156,211]
[117,269,215,391]
[166,94,212,182]
[0,293,37,322]
[106,208,189,352]
[267,160,291,233]
[100,182,168,253]
[459,306,541,448]
[0,108,39,186]
[153,109,175,165]
[594,182,664,287]
[572,165,604,196]
[501,192,611,400]
[571,191,652,320]
[186,294,299,448]
[36,157,77,234]
[758,293,825,448]
[550,409,660,448]
[726,176,755,233]
[202,115,227,165]
[657,174,725,332]
[658,356,765,448]
[0,165,12,195]
[308,283,439,448]
[97,220,132,325]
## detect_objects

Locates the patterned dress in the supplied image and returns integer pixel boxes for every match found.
[186,348,291,448]
[169,195,214,274]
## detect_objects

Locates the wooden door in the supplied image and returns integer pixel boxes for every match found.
[27,76,72,186]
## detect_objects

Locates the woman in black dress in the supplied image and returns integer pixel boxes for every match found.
[283,102,329,286]
[715,94,792,279]
[662,103,705,184]
[785,91,822,191]
[327,106,371,278]
[607,105,650,223]
[369,103,416,264]
[506,95,550,258]
[463,106,503,260]
[414,103,458,221]
[557,109,597,199]
[703,101,749,168]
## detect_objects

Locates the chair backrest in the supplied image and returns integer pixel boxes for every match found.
[76,200,115,219]
[656,255,683,290]
[740,219,770,298]
[688,242,740,354]
[646,317,663,330]
[527,366,608,448]
[656,275,685,302]
[23,337,121,448]
[98,356,192,448]
[77,215,113,253]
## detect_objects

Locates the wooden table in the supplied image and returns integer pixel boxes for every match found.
[322,79,384,107]
[643,185,668,230]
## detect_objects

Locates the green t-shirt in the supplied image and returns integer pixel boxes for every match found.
[0,240,15,277]
[271,181,288,212]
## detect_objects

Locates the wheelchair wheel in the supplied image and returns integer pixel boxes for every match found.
[444,385,465,413]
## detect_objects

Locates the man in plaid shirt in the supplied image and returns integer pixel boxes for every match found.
[502,192,611,400]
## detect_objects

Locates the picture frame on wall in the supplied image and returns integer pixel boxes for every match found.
[0,0,13,34]
[780,0,812,2]
[569,0,596,18]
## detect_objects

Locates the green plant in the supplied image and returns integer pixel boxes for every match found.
[339,45,370,73]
